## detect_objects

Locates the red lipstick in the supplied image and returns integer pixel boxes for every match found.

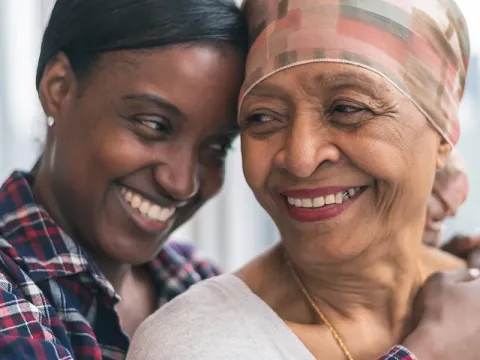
[282,186,366,222]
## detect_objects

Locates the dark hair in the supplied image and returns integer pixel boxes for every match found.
[36,0,248,90]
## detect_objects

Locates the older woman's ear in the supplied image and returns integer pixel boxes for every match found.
[38,52,76,120]
[436,138,452,170]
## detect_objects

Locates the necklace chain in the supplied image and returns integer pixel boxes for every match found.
[286,259,426,360]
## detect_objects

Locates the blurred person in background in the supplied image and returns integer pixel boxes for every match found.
[0,0,246,358]
[424,149,480,267]
[424,149,469,247]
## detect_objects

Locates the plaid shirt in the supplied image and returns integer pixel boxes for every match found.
[0,171,220,360]
[379,346,417,360]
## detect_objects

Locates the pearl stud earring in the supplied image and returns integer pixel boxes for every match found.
[47,116,55,127]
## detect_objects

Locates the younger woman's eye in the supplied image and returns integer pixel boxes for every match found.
[209,143,229,152]
[200,137,237,167]
[140,119,172,135]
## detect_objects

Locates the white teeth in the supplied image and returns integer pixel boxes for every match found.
[335,192,343,204]
[158,207,175,222]
[302,199,313,208]
[139,201,151,215]
[131,195,142,209]
[325,194,335,205]
[313,197,325,207]
[287,187,363,209]
[120,187,176,223]
[148,205,162,219]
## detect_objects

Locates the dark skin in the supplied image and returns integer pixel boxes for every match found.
[34,45,244,336]
[238,62,461,359]
[443,235,480,268]
[404,268,480,360]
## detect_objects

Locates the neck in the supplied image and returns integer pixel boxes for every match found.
[279,228,425,336]
[90,255,132,291]
[33,160,131,292]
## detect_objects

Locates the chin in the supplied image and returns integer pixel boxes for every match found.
[96,229,168,265]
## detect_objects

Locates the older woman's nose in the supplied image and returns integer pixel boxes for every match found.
[273,120,341,178]
[153,152,200,201]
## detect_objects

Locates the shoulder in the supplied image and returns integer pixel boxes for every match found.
[155,241,221,278]
[149,241,222,304]
[128,274,253,360]
[0,240,71,346]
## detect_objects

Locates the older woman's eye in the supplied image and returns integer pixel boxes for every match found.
[333,104,361,114]
[246,113,275,123]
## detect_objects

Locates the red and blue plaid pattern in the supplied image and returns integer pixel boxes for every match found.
[0,171,220,359]
[380,345,417,360]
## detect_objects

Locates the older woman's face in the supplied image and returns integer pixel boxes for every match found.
[239,63,449,262]
[39,45,244,264]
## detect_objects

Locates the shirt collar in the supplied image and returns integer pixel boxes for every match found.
[0,171,117,298]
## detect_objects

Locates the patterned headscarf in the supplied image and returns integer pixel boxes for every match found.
[433,148,469,213]
[240,0,470,146]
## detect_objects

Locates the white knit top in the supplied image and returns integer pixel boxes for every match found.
[126,274,315,359]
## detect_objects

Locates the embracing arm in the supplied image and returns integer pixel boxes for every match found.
[379,268,480,360]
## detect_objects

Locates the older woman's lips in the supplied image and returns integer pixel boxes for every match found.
[282,186,367,222]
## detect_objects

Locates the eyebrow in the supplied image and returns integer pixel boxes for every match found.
[122,93,186,119]
[306,72,385,98]
[245,81,292,101]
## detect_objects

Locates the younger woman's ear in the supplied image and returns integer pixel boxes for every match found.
[38,52,76,118]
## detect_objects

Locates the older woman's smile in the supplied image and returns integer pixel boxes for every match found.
[283,185,369,222]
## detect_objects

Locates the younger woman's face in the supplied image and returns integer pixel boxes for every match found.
[38,45,244,264]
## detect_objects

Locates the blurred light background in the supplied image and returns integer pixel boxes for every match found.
[0,0,479,271]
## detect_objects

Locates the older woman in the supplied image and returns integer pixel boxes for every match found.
[127,0,472,359]
[0,0,246,359]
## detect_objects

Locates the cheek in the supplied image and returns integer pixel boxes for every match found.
[241,135,273,194]
[346,123,436,191]
[341,131,410,185]
[199,165,225,200]
[94,129,148,176]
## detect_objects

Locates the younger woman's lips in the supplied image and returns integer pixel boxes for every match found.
[116,187,172,234]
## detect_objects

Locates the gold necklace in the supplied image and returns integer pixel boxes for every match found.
[286,259,354,360]
[286,259,426,360]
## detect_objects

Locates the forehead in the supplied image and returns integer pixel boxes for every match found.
[244,62,396,101]
[81,45,243,125]
[96,46,240,91]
